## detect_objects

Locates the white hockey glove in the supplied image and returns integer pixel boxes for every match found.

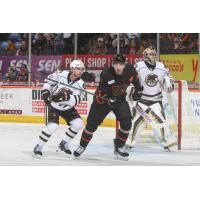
[161,76,174,93]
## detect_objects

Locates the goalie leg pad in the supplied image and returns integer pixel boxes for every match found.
[150,103,177,147]
[125,110,145,149]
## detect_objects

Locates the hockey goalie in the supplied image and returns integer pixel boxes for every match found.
[125,46,177,151]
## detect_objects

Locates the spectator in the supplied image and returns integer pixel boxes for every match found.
[3,66,18,82]
[43,33,57,54]
[160,34,174,53]
[107,38,117,54]
[63,33,74,54]
[188,37,198,53]
[118,33,129,54]
[170,33,190,46]
[33,33,46,55]
[5,40,17,56]
[174,38,182,49]
[136,40,149,54]
[21,33,29,42]
[16,64,28,81]
[104,33,113,53]
[0,34,9,42]
[129,37,139,54]
[16,40,28,56]
[88,37,107,54]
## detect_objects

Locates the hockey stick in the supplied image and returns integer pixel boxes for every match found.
[135,104,168,129]
[46,77,110,102]
[44,105,48,125]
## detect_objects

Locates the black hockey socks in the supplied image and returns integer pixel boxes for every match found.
[80,129,94,148]
[116,129,130,147]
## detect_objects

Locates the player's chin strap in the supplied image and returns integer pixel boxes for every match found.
[46,77,110,102]
[135,104,168,129]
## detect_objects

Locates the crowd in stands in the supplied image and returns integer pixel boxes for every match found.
[2,63,28,83]
[0,33,28,56]
[160,33,198,54]
[0,33,198,56]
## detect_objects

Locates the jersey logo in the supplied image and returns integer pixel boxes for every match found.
[145,73,159,87]
[112,85,127,96]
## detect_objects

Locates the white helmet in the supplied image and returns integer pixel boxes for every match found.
[143,46,156,65]
[70,60,85,70]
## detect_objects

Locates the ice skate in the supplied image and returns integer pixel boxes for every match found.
[73,146,85,157]
[58,140,72,157]
[114,139,129,161]
[33,144,42,158]
[163,146,171,152]
[125,139,136,151]
[162,135,177,150]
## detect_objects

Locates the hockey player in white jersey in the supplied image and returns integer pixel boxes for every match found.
[33,60,86,158]
[125,46,177,150]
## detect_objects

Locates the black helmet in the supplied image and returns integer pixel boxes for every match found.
[113,54,126,65]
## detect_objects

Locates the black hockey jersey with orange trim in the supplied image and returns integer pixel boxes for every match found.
[95,64,142,104]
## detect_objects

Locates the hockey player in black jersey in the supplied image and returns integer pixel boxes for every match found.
[73,54,143,160]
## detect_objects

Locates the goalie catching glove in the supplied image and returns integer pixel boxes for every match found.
[50,88,72,102]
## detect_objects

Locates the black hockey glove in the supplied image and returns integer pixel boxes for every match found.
[41,89,51,105]
[132,90,143,101]
[107,97,121,109]
[50,88,71,102]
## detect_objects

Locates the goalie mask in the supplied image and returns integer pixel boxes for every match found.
[143,46,156,65]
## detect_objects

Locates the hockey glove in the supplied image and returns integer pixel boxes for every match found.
[41,89,51,105]
[132,90,143,101]
[51,88,71,102]
[107,97,121,109]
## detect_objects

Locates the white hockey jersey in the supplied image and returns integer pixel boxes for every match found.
[135,61,170,102]
[43,70,85,111]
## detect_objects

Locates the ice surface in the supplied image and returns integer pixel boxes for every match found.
[0,122,200,166]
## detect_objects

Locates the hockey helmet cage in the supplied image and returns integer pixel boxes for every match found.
[143,46,156,65]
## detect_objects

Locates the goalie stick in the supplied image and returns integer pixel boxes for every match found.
[135,104,168,129]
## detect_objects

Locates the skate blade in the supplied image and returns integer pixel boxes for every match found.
[125,146,134,152]
[164,147,171,152]
[56,149,72,159]
[114,155,129,161]
[32,153,42,159]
